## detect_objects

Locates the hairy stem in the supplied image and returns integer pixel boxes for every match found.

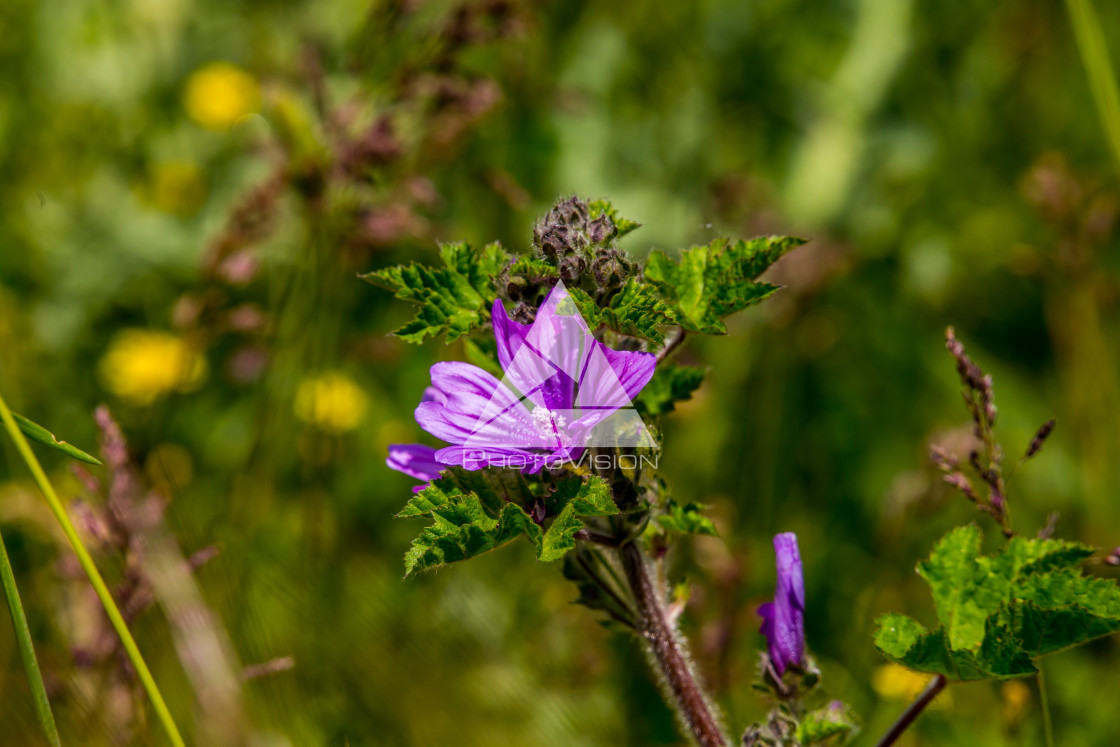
[873,674,947,747]
[0,527,61,747]
[0,392,186,747]
[618,541,728,747]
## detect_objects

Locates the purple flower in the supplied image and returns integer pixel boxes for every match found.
[386,443,443,493]
[412,281,657,473]
[758,532,805,676]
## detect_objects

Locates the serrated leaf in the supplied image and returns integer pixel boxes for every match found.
[588,198,640,239]
[362,241,509,343]
[796,703,857,745]
[540,476,619,561]
[874,613,1036,681]
[12,412,101,465]
[399,466,528,519]
[917,526,1094,650]
[1010,572,1120,655]
[636,363,706,415]
[568,279,678,344]
[399,474,617,575]
[644,236,804,334]
[877,525,1118,681]
[506,255,559,280]
[656,500,718,537]
[403,491,538,576]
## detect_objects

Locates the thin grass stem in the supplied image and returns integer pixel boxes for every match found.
[0,392,186,747]
[1066,0,1120,178]
[0,527,62,747]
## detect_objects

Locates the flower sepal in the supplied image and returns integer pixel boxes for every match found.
[745,654,857,746]
[753,651,822,702]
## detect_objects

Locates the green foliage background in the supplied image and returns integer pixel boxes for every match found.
[2,0,1120,744]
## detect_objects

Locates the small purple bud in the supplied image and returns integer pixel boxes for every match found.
[929,445,958,472]
[1026,419,1056,459]
[990,490,1005,514]
[944,471,978,503]
[587,214,616,244]
[558,254,586,284]
[758,532,805,676]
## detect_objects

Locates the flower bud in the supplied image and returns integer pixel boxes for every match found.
[559,254,587,284]
[592,248,631,292]
[587,213,616,244]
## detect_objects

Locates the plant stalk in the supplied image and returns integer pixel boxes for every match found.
[873,674,947,747]
[618,541,728,747]
[0,528,62,747]
[1038,667,1055,747]
[1066,0,1120,179]
[0,392,186,747]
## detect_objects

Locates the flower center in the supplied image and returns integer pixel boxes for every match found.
[531,406,570,444]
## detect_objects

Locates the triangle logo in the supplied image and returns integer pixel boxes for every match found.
[462,281,658,455]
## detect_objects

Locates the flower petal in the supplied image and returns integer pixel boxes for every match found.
[759,532,806,675]
[435,445,549,473]
[598,345,657,401]
[491,299,531,372]
[386,443,443,489]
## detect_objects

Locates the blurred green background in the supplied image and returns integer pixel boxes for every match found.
[2,0,1120,744]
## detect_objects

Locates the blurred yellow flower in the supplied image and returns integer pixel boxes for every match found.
[183,62,260,130]
[99,330,208,404]
[872,664,952,708]
[149,160,206,216]
[1001,679,1030,725]
[294,372,369,433]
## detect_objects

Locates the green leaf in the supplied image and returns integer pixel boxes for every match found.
[568,279,678,344]
[876,525,1116,681]
[540,476,619,561]
[398,467,529,519]
[398,474,617,575]
[874,613,1036,681]
[636,363,706,415]
[796,703,858,745]
[12,412,101,465]
[1011,572,1120,655]
[644,236,805,334]
[402,490,538,576]
[917,526,1095,650]
[656,500,718,537]
[588,198,640,239]
[362,241,509,343]
[506,255,559,280]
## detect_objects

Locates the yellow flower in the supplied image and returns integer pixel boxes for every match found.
[183,62,260,130]
[99,330,208,404]
[294,372,369,433]
[1001,679,1030,725]
[872,664,952,709]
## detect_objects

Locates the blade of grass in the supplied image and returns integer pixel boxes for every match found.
[1066,0,1120,177]
[0,392,186,747]
[0,529,62,747]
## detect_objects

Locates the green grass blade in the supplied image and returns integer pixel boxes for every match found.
[0,529,62,747]
[11,412,102,466]
[0,392,186,747]
[1066,0,1120,177]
